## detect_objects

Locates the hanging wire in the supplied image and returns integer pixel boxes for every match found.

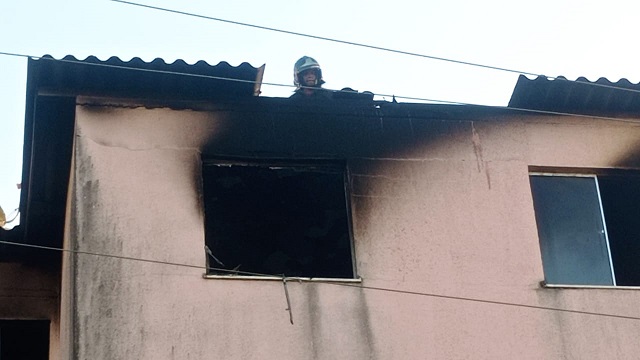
[1,16,640,322]
[0,51,290,89]
[109,0,640,96]
[1,239,639,321]
[2,51,640,126]
[5,208,19,224]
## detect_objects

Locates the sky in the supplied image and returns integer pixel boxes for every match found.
[1,0,640,228]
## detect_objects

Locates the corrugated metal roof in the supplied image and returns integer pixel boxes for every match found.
[27,55,264,100]
[508,74,640,117]
[15,55,264,256]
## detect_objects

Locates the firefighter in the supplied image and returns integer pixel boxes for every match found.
[290,56,331,99]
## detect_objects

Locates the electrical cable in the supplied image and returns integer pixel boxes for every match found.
[2,51,640,126]
[109,0,640,96]
[74,97,640,126]
[4,209,19,224]
[1,239,639,321]
[1,7,639,323]
[1,49,639,323]
[329,282,640,321]
[0,51,291,90]
[0,239,261,275]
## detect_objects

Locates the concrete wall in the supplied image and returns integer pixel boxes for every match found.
[65,99,640,359]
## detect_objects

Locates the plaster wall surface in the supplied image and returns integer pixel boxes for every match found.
[67,102,640,359]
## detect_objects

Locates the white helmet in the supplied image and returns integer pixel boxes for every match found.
[293,56,325,88]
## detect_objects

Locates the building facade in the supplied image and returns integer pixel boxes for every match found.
[4,57,640,359]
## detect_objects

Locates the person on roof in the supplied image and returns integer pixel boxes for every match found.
[290,56,332,100]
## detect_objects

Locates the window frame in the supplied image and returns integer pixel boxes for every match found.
[201,157,358,281]
[530,169,640,287]
[530,172,618,286]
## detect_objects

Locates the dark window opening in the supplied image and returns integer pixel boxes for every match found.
[530,173,640,286]
[598,175,640,286]
[202,160,355,278]
[0,320,50,360]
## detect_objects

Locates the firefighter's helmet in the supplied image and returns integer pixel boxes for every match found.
[293,56,325,88]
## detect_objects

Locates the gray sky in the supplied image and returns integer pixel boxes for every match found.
[1,0,639,227]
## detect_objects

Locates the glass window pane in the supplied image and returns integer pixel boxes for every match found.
[530,175,613,285]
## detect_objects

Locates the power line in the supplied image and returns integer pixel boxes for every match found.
[109,0,640,97]
[1,239,639,321]
[108,0,538,77]
[1,9,638,323]
[2,51,640,125]
[0,51,291,90]
[0,239,268,276]
[332,283,640,321]
[4,208,19,224]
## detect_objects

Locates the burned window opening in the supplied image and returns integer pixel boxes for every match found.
[530,172,640,286]
[0,320,50,360]
[202,160,355,279]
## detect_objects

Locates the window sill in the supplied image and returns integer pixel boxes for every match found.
[541,282,640,290]
[202,274,363,283]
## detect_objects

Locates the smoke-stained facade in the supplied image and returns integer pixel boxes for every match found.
[3,56,640,359]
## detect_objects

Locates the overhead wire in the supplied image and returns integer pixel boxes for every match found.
[110,1,538,74]
[2,51,640,125]
[0,51,292,90]
[4,208,19,224]
[1,239,640,322]
[1,11,640,322]
[2,6,640,117]
[109,0,640,96]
